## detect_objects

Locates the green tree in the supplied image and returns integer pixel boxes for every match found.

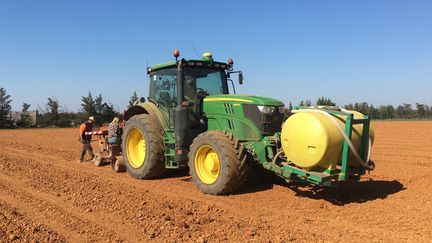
[368,104,379,119]
[17,103,33,127]
[22,103,31,113]
[316,97,336,106]
[344,103,354,110]
[0,88,13,128]
[379,105,395,119]
[101,103,117,124]
[129,91,139,107]
[81,91,96,117]
[416,103,426,118]
[94,94,104,124]
[41,97,61,126]
[83,93,119,125]
[400,103,414,119]
[395,104,414,119]
[37,98,76,127]
[47,98,59,114]
[396,105,404,119]
[47,97,59,124]
[56,112,75,127]
[353,102,370,115]
[425,105,431,118]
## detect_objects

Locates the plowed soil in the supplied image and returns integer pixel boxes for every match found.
[0,121,431,242]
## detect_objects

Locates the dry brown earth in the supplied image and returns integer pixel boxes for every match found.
[0,121,431,242]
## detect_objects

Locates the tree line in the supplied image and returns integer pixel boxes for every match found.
[0,87,139,128]
[1,87,431,129]
[297,96,432,119]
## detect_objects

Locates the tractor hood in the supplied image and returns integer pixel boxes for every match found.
[203,94,284,106]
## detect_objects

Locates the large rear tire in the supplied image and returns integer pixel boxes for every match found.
[121,114,165,179]
[188,131,247,195]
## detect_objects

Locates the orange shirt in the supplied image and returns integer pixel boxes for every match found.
[79,123,87,136]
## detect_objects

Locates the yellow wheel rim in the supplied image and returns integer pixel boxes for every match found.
[126,128,146,168]
[194,145,220,184]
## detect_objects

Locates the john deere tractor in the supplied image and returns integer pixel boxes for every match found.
[121,50,375,195]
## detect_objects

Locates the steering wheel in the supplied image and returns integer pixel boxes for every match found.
[196,88,209,97]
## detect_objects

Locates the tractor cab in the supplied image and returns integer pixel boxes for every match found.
[146,51,236,110]
[148,61,230,108]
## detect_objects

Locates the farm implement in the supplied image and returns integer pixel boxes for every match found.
[85,129,126,172]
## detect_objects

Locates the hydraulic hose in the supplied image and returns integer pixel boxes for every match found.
[272,150,286,165]
[291,108,375,170]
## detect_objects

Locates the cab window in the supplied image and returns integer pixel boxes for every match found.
[149,69,177,107]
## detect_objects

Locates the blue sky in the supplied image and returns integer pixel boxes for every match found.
[1,0,431,111]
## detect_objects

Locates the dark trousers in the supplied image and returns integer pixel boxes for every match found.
[79,140,94,160]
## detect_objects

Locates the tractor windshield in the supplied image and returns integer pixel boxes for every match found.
[184,68,228,96]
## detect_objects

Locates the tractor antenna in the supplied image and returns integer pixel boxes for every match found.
[192,41,200,58]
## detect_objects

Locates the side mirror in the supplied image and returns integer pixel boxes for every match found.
[238,72,244,85]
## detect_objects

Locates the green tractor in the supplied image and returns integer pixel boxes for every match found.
[121,50,375,195]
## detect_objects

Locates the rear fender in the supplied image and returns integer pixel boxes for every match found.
[123,102,170,131]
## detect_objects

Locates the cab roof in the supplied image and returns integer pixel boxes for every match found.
[147,59,231,74]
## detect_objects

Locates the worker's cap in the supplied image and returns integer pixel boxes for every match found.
[89,116,95,122]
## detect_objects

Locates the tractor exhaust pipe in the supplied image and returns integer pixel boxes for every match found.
[174,50,189,164]
[176,57,184,107]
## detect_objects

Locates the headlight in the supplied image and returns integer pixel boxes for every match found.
[257,105,275,114]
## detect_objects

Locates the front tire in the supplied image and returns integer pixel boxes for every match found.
[121,114,165,179]
[188,131,247,195]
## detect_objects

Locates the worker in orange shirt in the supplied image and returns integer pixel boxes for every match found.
[78,116,95,162]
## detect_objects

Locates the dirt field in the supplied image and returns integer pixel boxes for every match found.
[0,121,431,242]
